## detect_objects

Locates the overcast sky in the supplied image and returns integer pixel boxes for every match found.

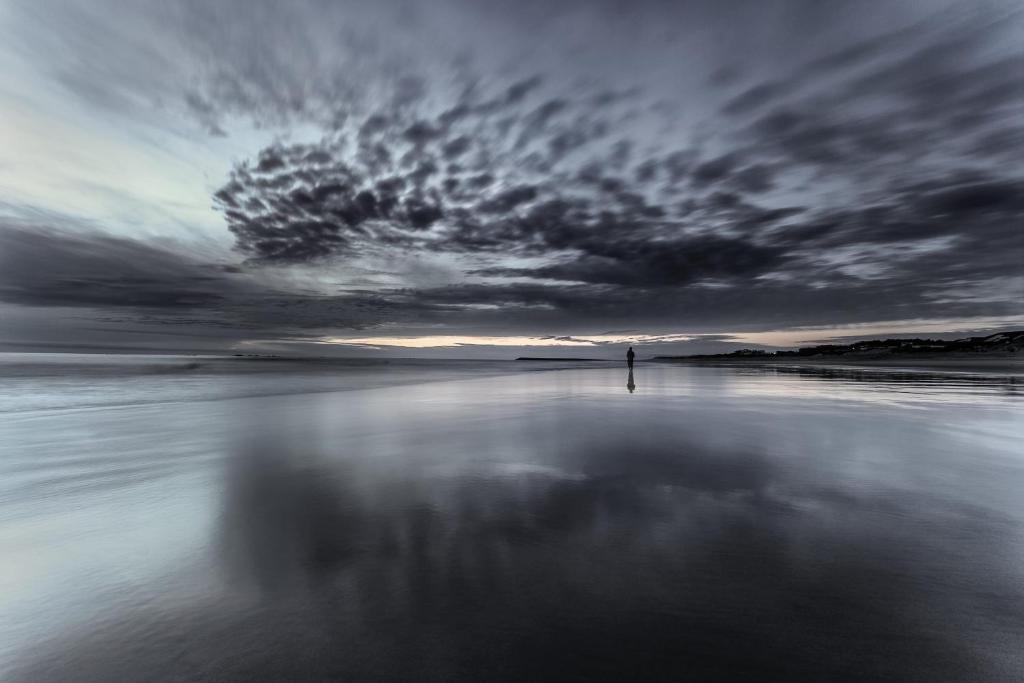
[0,0,1022,357]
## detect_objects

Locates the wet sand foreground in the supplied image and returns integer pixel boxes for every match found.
[2,363,1023,681]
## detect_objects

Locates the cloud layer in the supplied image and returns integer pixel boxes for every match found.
[0,0,1022,351]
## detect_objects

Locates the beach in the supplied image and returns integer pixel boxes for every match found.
[2,356,1023,681]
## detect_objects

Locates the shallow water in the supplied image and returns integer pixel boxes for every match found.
[2,357,1023,681]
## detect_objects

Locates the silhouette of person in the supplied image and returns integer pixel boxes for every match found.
[626,346,635,369]
[626,368,636,394]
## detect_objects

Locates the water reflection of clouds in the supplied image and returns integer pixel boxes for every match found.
[19,427,1023,679]
[10,367,1024,681]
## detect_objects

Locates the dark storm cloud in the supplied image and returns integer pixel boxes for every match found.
[916,178,1024,217]
[732,164,774,193]
[722,82,790,116]
[691,154,740,187]
[0,220,395,336]
[478,235,790,287]
[0,222,236,309]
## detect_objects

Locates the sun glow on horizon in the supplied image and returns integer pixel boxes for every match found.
[312,335,693,348]
[309,316,1024,350]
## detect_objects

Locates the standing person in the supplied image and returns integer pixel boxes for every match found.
[626,346,635,369]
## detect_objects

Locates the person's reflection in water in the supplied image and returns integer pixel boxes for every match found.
[626,368,636,394]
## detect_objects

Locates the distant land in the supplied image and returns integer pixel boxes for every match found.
[654,331,1024,371]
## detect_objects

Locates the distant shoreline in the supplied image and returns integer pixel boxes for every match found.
[650,355,1024,375]
[651,331,1024,375]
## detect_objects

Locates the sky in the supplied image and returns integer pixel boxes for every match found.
[0,0,1022,358]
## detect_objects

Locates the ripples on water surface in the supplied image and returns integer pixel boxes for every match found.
[1,356,1022,681]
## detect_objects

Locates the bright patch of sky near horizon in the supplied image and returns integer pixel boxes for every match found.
[314,316,1024,350]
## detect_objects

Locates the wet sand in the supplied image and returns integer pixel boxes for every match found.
[2,361,1023,681]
